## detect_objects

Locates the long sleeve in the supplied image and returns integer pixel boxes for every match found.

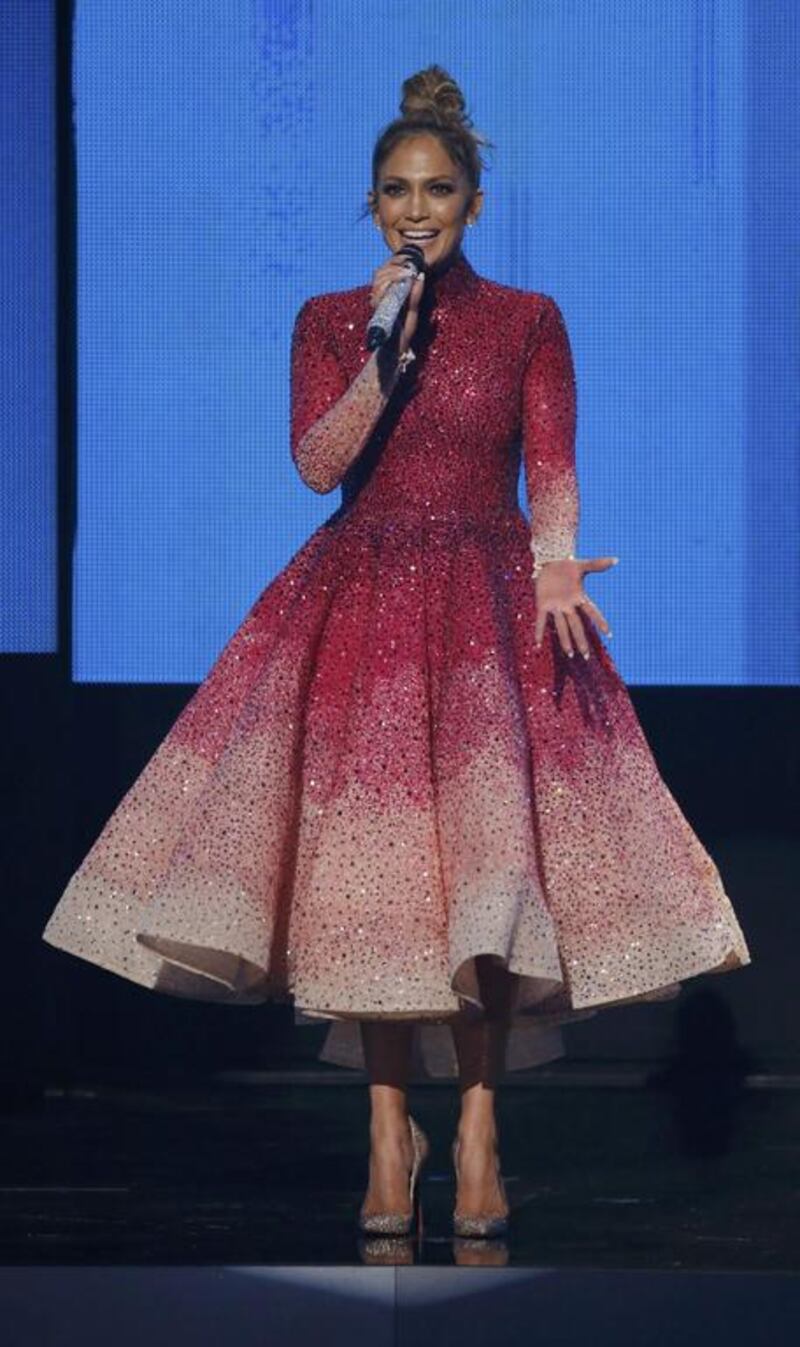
[522,295,579,569]
[290,295,402,495]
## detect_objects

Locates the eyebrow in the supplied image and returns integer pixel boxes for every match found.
[379,174,456,183]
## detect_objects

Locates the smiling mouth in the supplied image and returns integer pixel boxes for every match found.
[400,231,440,242]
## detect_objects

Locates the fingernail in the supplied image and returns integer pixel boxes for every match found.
[607,630,613,637]
[582,652,590,660]
[611,557,619,564]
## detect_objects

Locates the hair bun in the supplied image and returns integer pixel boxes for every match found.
[400,64,472,130]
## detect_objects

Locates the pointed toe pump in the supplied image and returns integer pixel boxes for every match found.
[358,1114,429,1238]
[451,1135,510,1239]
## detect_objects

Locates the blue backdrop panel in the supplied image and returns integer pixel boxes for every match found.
[71,0,799,684]
[0,0,56,652]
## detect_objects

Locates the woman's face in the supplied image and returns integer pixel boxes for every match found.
[369,133,482,273]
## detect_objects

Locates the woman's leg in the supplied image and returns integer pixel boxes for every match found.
[450,956,516,1216]
[359,1020,416,1216]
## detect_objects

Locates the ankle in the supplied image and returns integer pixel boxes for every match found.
[369,1108,411,1140]
[456,1114,500,1146]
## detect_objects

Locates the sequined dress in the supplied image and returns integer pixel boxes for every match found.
[41,251,751,1076]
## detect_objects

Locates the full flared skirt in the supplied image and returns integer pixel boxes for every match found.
[42,504,751,1075]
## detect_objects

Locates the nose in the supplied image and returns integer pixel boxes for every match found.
[406,188,431,222]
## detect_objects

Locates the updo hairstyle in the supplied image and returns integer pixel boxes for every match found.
[360,64,494,222]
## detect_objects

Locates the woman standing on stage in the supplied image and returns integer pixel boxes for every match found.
[42,65,750,1240]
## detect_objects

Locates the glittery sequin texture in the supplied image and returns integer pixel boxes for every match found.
[41,252,751,1076]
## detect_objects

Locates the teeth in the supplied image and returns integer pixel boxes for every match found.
[403,232,437,238]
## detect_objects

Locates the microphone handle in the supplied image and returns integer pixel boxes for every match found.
[365,271,414,350]
[365,243,427,351]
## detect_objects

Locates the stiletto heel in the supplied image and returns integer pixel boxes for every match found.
[451,1135,510,1239]
[413,1180,424,1243]
[358,1114,429,1237]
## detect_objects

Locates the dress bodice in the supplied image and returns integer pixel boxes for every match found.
[290,250,579,566]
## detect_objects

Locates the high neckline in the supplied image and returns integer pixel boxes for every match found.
[425,249,480,305]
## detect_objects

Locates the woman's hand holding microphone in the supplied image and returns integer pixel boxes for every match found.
[369,253,426,361]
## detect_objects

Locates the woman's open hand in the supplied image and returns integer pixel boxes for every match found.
[532,555,618,657]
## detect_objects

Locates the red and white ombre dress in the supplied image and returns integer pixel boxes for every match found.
[42,251,751,1075]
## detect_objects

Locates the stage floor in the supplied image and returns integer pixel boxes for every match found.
[2,1067,797,1271]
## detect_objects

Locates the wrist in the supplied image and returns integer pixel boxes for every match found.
[531,552,576,581]
[375,340,407,393]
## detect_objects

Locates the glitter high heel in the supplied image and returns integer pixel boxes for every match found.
[358,1114,429,1238]
[451,1135,510,1239]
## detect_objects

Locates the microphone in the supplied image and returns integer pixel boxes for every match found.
[365,243,427,350]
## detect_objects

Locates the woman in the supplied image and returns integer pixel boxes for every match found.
[42,66,751,1240]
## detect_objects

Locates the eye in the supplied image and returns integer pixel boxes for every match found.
[380,182,455,195]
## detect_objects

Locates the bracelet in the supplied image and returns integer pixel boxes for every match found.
[396,347,416,375]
